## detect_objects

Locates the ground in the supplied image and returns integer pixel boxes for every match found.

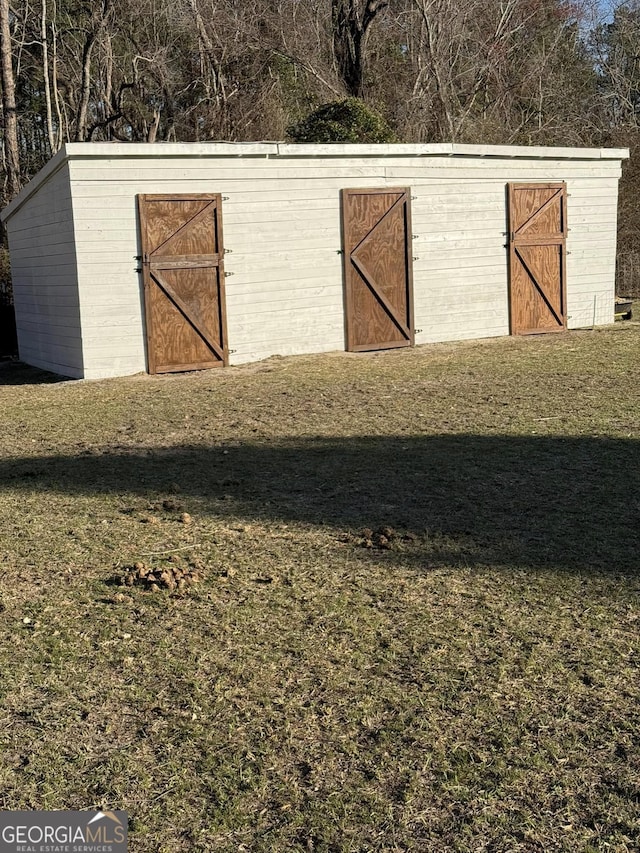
[0,324,639,852]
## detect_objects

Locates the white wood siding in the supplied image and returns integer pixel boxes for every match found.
[2,143,626,379]
[4,164,83,377]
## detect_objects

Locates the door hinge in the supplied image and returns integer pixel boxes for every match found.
[222,196,230,201]
[224,248,233,254]
[224,271,234,277]
[412,256,420,261]
[412,234,419,239]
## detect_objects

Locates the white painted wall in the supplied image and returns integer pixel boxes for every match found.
[2,143,627,379]
[4,162,84,377]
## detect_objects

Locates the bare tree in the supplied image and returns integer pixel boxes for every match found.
[0,0,20,197]
[399,0,598,144]
[74,0,113,141]
[40,0,65,153]
[332,0,388,96]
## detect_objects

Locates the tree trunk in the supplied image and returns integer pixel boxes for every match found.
[41,0,57,154]
[51,0,64,148]
[75,1,112,142]
[332,0,388,98]
[186,0,225,108]
[0,0,20,198]
[75,28,98,141]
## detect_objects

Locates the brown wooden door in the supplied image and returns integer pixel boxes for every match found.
[508,182,567,335]
[342,187,415,352]
[138,193,229,373]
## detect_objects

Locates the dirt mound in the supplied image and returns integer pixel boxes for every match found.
[121,555,204,592]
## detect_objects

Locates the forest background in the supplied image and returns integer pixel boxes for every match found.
[1,0,640,296]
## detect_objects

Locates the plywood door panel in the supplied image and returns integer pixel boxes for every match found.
[508,182,567,335]
[342,187,414,352]
[138,194,228,373]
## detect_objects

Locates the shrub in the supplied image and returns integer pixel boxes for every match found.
[287,98,398,144]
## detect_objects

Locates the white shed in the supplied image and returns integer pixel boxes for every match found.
[1,142,628,379]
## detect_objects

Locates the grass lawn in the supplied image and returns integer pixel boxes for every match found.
[0,324,639,852]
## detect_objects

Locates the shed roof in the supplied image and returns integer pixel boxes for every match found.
[2,141,630,224]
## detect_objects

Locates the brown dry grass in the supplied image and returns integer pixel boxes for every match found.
[1,323,639,852]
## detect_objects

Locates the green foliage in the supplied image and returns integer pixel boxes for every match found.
[286,98,398,143]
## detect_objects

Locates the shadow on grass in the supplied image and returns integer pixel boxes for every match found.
[0,360,67,386]
[2,435,639,574]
